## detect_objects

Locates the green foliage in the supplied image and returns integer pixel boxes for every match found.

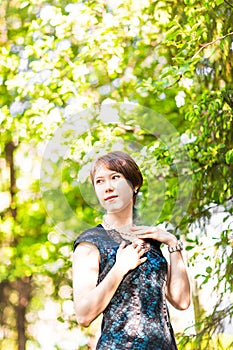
[0,0,232,349]
[177,333,233,350]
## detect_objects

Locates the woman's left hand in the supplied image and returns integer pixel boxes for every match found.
[132,225,190,310]
[130,225,178,247]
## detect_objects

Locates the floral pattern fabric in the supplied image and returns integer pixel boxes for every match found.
[74,225,178,350]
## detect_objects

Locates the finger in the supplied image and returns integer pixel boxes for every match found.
[135,232,148,237]
[133,227,150,235]
[134,243,144,253]
[139,257,147,264]
[140,246,149,255]
[132,241,138,249]
[130,226,145,231]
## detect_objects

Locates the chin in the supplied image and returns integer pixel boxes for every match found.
[107,205,131,214]
[106,207,122,214]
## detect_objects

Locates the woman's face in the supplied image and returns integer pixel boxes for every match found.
[93,165,134,214]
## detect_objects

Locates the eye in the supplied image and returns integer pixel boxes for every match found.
[112,174,121,180]
[95,179,103,184]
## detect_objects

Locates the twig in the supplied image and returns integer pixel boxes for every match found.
[192,31,233,58]
[166,75,183,89]
[224,0,233,9]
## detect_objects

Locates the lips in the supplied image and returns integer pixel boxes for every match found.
[105,195,118,201]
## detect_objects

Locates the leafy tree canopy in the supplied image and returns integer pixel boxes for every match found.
[0,0,232,349]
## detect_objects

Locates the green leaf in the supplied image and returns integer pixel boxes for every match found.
[225,149,233,164]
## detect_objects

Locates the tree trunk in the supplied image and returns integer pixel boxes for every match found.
[5,141,32,350]
[12,277,32,350]
[192,280,206,350]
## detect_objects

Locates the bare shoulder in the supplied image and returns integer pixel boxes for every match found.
[74,241,99,255]
[72,242,100,295]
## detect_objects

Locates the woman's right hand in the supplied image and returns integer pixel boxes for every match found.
[115,241,147,275]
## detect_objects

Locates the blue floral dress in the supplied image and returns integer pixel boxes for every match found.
[74,225,178,350]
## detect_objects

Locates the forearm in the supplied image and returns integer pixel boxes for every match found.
[166,251,190,310]
[74,264,126,327]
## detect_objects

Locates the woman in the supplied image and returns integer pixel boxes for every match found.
[73,151,190,349]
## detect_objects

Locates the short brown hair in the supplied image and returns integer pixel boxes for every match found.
[90,151,143,204]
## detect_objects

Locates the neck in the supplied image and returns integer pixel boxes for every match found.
[103,201,134,228]
[103,212,133,228]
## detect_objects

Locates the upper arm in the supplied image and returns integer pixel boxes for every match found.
[72,242,100,301]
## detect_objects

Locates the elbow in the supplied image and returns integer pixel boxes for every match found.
[175,296,191,310]
[176,300,190,310]
[168,294,191,310]
[75,307,95,327]
[76,313,92,327]
[74,300,92,327]
[77,317,91,328]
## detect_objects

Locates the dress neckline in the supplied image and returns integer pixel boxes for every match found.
[97,224,151,251]
[97,223,130,244]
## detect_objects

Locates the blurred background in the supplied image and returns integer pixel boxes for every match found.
[0,0,233,349]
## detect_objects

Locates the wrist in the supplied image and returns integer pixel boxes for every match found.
[166,235,178,247]
[113,262,128,277]
[168,239,183,253]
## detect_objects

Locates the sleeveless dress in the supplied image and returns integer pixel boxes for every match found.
[73,224,178,350]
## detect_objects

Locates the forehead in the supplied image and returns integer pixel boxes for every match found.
[94,165,118,178]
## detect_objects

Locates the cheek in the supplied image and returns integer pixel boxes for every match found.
[94,187,109,210]
[117,180,133,197]
[93,186,103,202]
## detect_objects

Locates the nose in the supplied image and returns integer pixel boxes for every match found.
[104,179,114,192]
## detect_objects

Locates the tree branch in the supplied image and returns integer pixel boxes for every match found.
[192,31,233,58]
[224,0,233,9]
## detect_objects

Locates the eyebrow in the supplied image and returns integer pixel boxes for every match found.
[95,171,120,180]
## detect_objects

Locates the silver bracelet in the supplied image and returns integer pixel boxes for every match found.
[168,240,183,253]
